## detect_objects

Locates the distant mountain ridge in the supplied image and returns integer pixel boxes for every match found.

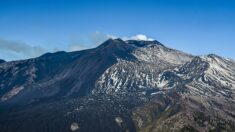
[0,39,235,132]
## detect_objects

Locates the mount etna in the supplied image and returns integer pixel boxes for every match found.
[0,39,234,132]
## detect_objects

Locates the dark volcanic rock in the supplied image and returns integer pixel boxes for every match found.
[0,59,5,64]
[0,39,234,132]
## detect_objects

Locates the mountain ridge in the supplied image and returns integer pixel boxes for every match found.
[0,38,235,132]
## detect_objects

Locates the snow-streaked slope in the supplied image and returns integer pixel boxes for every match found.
[130,40,192,65]
[93,40,193,94]
[186,55,235,98]
[93,58,160,94]
[155,55,235,99]
[202,54,235,89]
[1,39,235,132]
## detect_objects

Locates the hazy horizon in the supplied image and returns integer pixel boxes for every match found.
[0,0,235,61]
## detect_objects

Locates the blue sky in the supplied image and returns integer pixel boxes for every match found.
[0,0,235,61]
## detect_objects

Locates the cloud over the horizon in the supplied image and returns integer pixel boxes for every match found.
[123,34,154,41]
[68,33,155,51]
[68,44,88,51]
[67,31,110,51]
[107,34,155,41]
[0,39,46,61]
[0,33,155,61]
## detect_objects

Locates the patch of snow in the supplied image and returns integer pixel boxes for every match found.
[1,86,24,101]
[115,117,123,126]
[70,122,79,131]
[165,105,171,111]
[151,91,162,95]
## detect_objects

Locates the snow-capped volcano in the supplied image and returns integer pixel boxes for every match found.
[0,39,234,132]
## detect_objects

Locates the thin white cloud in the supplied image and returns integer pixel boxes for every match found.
[89,31,109,45]
[0,39,47,61]
[130,34,154,41]
[106,34,155,41]
[67,31,112,52]
[67,33,155,52]
[0,33,156,61]
[106,34,118,39]
[68,44,88,51]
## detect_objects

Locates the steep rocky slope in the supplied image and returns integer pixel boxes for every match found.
[0,39,234,132]
[132,55,235,132]
[0,59,5,64]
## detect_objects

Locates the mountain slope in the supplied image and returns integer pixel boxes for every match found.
[156,54,235,98]
[132,54,235,132]
[0,38,234,132]
[0,39,136,104]
[93,40,192,94]
[0,59,5,64]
